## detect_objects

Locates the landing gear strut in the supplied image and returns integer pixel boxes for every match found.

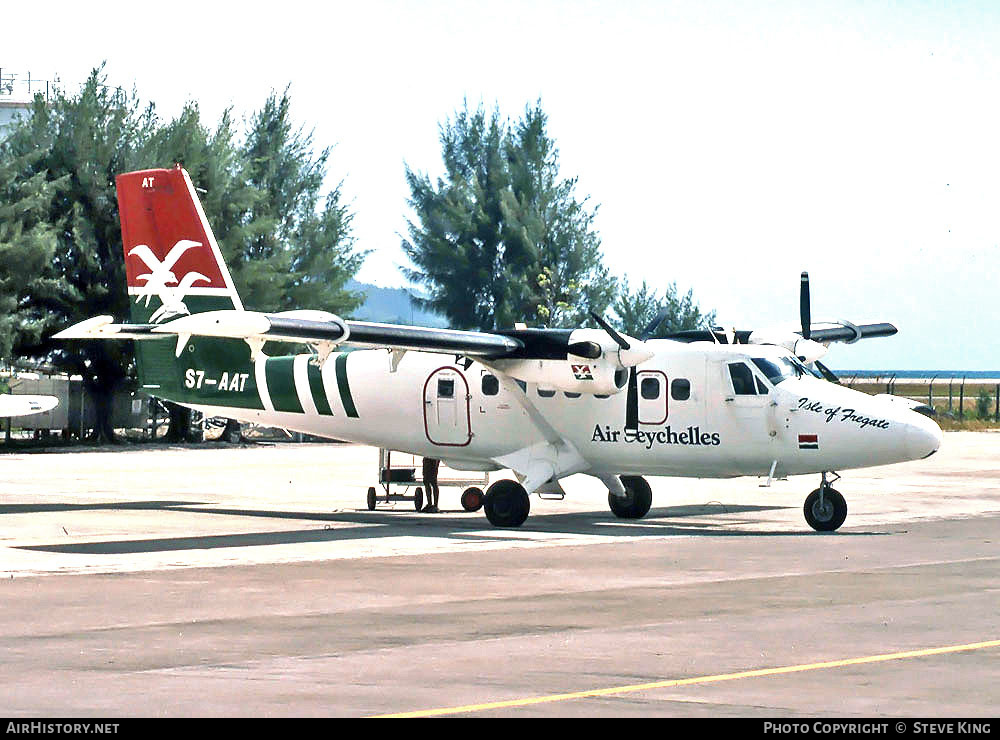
[483,479,530,528]
[803,472,847,532]
[608,475,653,519]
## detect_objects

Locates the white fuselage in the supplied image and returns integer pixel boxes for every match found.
[188,340,942,489]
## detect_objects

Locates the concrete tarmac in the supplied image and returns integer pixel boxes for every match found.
[0,432,998,717]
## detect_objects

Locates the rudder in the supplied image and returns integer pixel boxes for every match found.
[117,167,253,406]
[117,166,243,325]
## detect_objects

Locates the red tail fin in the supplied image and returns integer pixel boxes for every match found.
[117,166,242,323]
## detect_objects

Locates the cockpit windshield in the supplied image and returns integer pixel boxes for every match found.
[751,356,822,385]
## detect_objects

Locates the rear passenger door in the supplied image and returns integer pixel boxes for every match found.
[637,370,668,425]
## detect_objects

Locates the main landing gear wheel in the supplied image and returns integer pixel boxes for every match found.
[609,475,653,519]
[483,480,530,528]
[414,486,424,512]
[367,486,377,511]
[803,486,847,532]
[461,486,484,512]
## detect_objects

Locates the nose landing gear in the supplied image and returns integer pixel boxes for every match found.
[608,475,653,519]
[803,471,847,532]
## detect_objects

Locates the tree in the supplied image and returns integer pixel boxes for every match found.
[613,278,716,338]
[402,101,615,331]
[1,71,157,441]
[0,150,76,365]
[1,67,366,442]
[505,104,617,327]
[234,89,366,313]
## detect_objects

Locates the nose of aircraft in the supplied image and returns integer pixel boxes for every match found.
[904,411,943,460]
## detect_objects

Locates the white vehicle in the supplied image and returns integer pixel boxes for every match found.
[57,166,942,531]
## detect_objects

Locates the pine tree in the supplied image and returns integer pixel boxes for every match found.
[402,101,613,331]
[506,103,616,327]
[235,90,366,314]
[613,278,715,337]
[0,68,366,442]
[0,150,76,363]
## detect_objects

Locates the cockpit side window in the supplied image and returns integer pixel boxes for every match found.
[752,358,792,385]
[728,362,759,395]
[752,356,822,384]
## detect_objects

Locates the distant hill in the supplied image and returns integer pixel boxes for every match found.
[347,280,448,327]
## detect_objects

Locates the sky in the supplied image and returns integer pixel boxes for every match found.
[5,0,1000,370]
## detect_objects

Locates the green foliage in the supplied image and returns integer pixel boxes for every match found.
[0,66,365,437]
[0,149,77,362]
[234,90,366,313]
[402,101,615,331]
[613,278,716,338]
[975,387,992,420]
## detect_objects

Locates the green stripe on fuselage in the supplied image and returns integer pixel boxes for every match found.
[335,352,359,418]
[307,360,333,416]
[265,357,303,413]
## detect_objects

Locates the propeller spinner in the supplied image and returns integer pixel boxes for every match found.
[589,311,652,431]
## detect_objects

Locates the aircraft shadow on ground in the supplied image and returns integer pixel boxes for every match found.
[0,501,198,514]
[11,498,888,555]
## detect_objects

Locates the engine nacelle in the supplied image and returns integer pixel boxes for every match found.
[486,357,628,396]
[747,329,828,363]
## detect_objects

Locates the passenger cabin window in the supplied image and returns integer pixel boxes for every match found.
[437,378,455,398]
[671,378,691,401]
[640,377,660,400]
[728,363,760,396]
[564,391,581,399]
[538,388,556,398]
[481,374,499,396]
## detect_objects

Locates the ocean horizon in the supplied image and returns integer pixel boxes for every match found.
[834,370,1000,380]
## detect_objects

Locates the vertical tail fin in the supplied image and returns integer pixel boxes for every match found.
[117,166,251,402]
[117,166,242,324]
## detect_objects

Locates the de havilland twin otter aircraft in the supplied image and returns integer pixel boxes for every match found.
[56,166,942,531]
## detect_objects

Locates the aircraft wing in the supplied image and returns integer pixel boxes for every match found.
[0,394,58,418]
[805,322,897,343]
[663,321,897,345]
[55,311,527,358]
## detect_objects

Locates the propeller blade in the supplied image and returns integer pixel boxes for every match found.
[800,271,811,340]
[639,307,672,341]
[625,367,639,431]
[813,360,841,384]
[588,311,630,350]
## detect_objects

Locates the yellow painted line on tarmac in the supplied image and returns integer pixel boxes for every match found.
[372,639,1000,718]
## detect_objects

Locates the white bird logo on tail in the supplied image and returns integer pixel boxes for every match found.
[128,239,210,322]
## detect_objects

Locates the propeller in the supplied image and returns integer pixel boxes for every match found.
[639,307,672,341]
[813,359,841,384]
[589,311,648,431]
[800,271,811,340]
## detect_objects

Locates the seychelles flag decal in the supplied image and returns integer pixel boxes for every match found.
[799,434,819,450]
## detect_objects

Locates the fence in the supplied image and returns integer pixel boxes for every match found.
[842,374,1000,422]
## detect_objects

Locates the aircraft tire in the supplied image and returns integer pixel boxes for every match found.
[367,486,377,511]
[461,487,484,512]
[414,487,424,511]
[609,475,653,519]
[803,487,847,532]
[484,480,530,527]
